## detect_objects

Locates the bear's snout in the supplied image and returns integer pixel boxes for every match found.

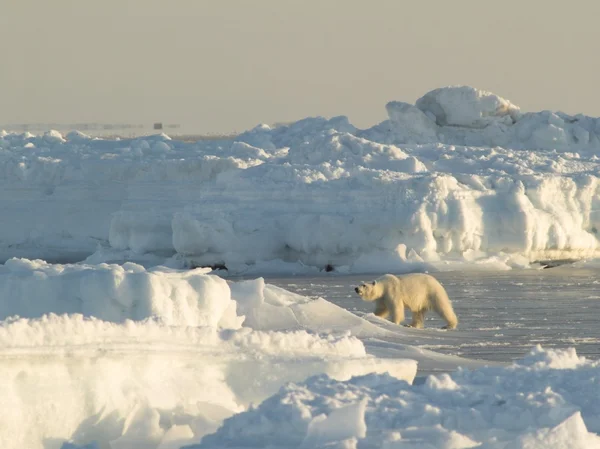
[354,287,359,293]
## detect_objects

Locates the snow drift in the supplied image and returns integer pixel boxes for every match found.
[0,258,240,328]
[3,259,598,448]
[196,346,600,449]
[0,260,417,449]
[3,84,600,448]
[2,85,600,273]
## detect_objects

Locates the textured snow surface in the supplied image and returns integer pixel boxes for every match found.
[0,260,417,449]
[3,86,600,273]
[195,346,600,449]
[4,85,600,448]
[2,260,600,448]
[0,258,240,328]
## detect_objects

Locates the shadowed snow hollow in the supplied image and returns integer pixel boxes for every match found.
[2,85,600,272]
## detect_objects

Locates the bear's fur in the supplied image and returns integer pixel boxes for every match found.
[354,273,458,329]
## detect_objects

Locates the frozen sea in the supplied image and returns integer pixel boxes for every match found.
[5,85,600,447]
[254,267,600,364]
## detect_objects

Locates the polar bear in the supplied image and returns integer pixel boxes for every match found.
[354,273,458,329]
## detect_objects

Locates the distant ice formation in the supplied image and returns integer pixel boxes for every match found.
[2,85,600,273]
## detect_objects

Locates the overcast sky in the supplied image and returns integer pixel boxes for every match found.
[1,0,599,133]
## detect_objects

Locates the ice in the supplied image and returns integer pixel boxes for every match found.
[2,267,599,448]
[0,258,241,328]
[302,400,367,447]
[508,413,597,449]
[0,261,417,449]
[2,86,600,273]
[195,346,600,449]
[4,85,600,448]
[415,85,521,128]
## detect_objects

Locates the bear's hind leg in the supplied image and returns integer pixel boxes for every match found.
[431,293,458,329]
[438,307,458,329]
[409,310,424,329]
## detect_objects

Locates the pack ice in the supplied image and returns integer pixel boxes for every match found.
[2,86,600,449]
[3,260,600,449]
[2,85,600,272]
[0,259,419,449]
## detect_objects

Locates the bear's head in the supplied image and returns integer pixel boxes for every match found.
[354,280,382,301]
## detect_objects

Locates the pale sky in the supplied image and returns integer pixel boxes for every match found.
[1,0,599,133]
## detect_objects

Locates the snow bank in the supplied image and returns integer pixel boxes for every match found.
[0,315,237,449]
[0,258,241,328]
[3,85,600,272]
[0,260,417,449]
[196,346,600,449]
[415,85,521,128]
[2,257,599,448]
[368,85,600,150]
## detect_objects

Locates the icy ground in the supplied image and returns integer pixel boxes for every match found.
[2,260,600,448]
[3,85,600,448]
[261,267,600,363]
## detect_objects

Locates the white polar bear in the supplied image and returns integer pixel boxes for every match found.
[354,273,458,329]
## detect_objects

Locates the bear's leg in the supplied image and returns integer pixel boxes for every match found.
[409,310,425,329]
[390,301,405,325]
[430,293,458,329]
[437,304,458,329]
[374,300,389,319]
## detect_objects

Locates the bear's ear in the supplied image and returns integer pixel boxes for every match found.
[372,281,376,285]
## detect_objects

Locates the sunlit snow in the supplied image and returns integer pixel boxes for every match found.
[2,86,600,449]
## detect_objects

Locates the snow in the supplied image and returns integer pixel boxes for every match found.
[415,85,521,128]
[0,258,240,328]
[3,261,599,448]
[196,346,600,449]
[2,85,600,273]
[0,260,418,449]
[3,85,600,448]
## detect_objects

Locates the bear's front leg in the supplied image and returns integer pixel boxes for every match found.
[390,301,405,325]
[409,310,424,329]
[374,299,389,320]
